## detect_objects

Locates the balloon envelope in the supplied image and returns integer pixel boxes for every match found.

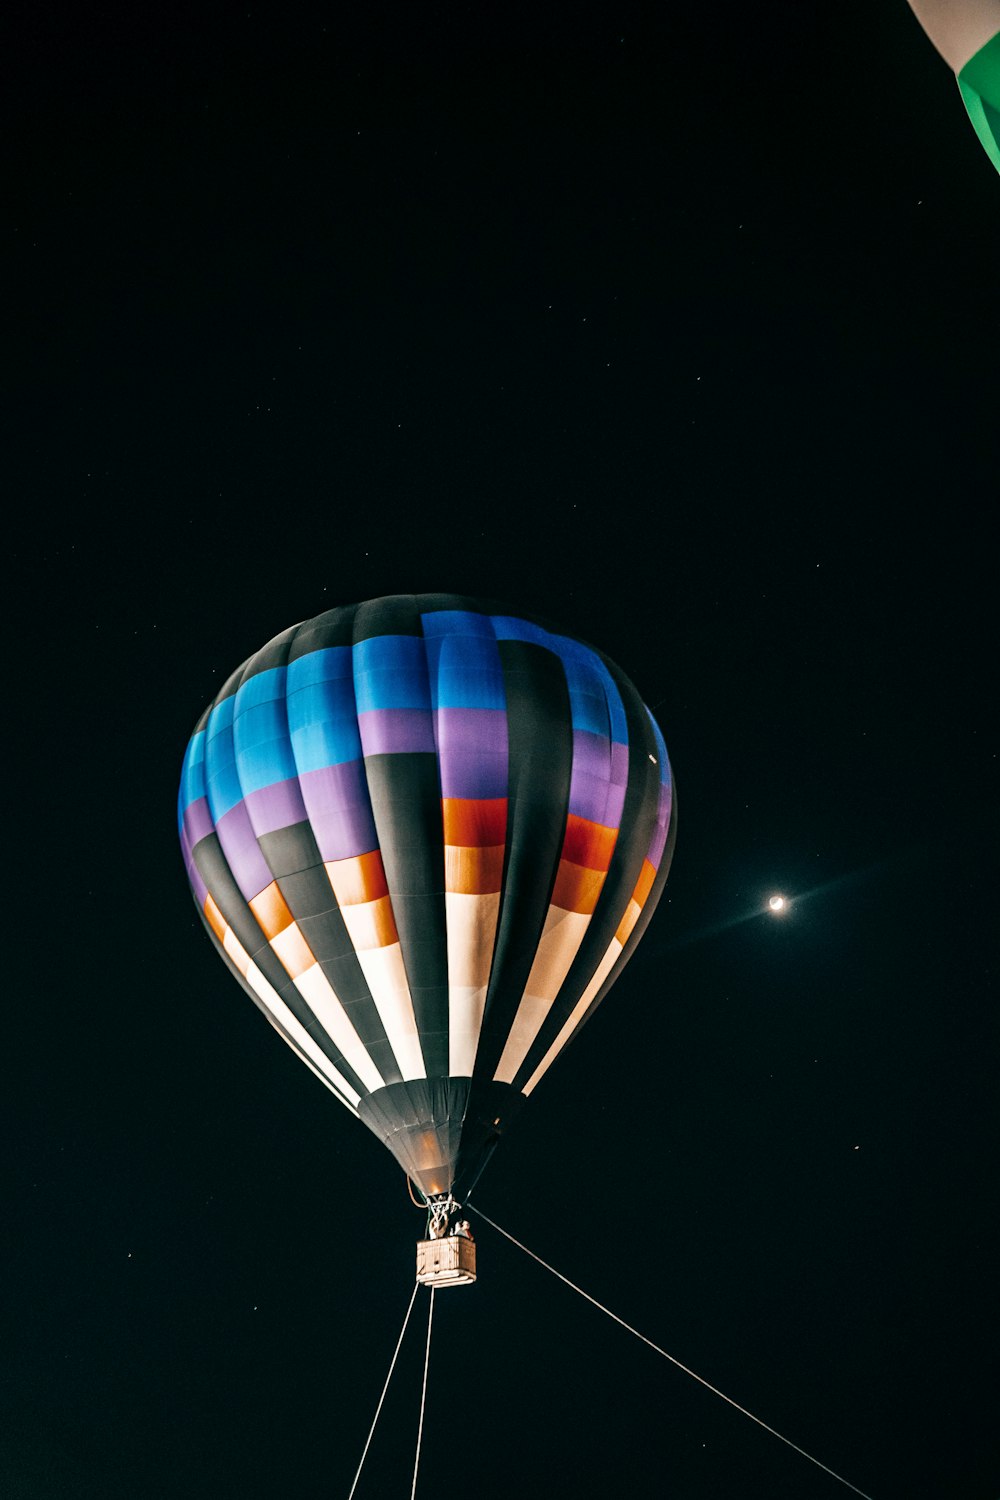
[907,0,1000,173]
[178,595,675,1199]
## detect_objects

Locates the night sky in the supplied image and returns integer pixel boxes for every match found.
[6,3,998,1497]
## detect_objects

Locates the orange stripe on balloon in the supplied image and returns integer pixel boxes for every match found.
[550,858,607,915]
[614,858,659,944]
[561,813,617,872]
[325,849,389,907]
[445,844,505,895]
[633,857,657,908]
[615,897,642,947]
[442,797,508,848]
[249,881,294,941]
[204,893,227,944]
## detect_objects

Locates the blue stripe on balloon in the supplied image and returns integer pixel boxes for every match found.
[288,708,365,773]
[177,730,207,830]
[287,650,363,770]
[204,719,244,823]
[352,636,431,713]
[421,612,506,710]
[234,665,287,712]
[490,615,550,649]
[235,696,287,746]
[563,657,628,746]
[286,645,354,691]
[647,708,670,785]
[233,709,298,793]
[206,694,235,743]
[420,610,494,641]
[230,669,298,794]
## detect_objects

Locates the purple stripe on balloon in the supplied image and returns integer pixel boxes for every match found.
[571,728,612,782]
[435,707,508,799]
[567,729,628,828]
[298,761,378,861]
[244,777,308,836]
[183,795,215,851]
[437,748,508,800]
[216,801,274,900]
[569,729,629,787]
[435,706,507,757]
[312,800,380,862]
[648,818,668,869]
[180,826,208,907]
[646,785,673,868]
[298,758,371,817]
[357,707,437,756]
[569,769,627,829]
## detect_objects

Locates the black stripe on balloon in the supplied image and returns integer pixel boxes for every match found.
[356,592,450,1079]
[190,833,369,1099]
[353,593,424,641]
[363,751,449,1078]
[288,603,357,658]
[415,592,497,619]
[261,826,402,1087]
[472,639,574,1085]
[581,779,677,1032]
[509,662,664,1092]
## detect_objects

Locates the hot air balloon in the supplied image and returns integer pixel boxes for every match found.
[906,0,1000,173]
[177,595,674,1270]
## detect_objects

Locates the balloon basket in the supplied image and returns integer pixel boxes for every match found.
[416,1234,477,1287]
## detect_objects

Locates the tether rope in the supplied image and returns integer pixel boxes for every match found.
[410,1288,435,1500]
[469,1204,874,1500]
[347,1282,419,1500]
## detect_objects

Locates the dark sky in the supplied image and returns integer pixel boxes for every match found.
[5,2,998,1497]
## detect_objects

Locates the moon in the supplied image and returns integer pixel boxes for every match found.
[768,894,787,913]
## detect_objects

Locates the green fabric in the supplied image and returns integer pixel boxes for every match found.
[957,29,1000,175]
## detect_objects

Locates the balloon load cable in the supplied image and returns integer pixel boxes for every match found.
[411,1288,435,1500]
[347,1282,419,1500]
[468,1204,875,1500]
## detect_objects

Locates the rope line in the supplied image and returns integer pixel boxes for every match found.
[347,1282,419,1500]
[406,1174,426,1208]
[410,1288,435,1500]
[469,1204,874,1500]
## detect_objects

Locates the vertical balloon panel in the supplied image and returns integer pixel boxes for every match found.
[906,0,1000,172]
